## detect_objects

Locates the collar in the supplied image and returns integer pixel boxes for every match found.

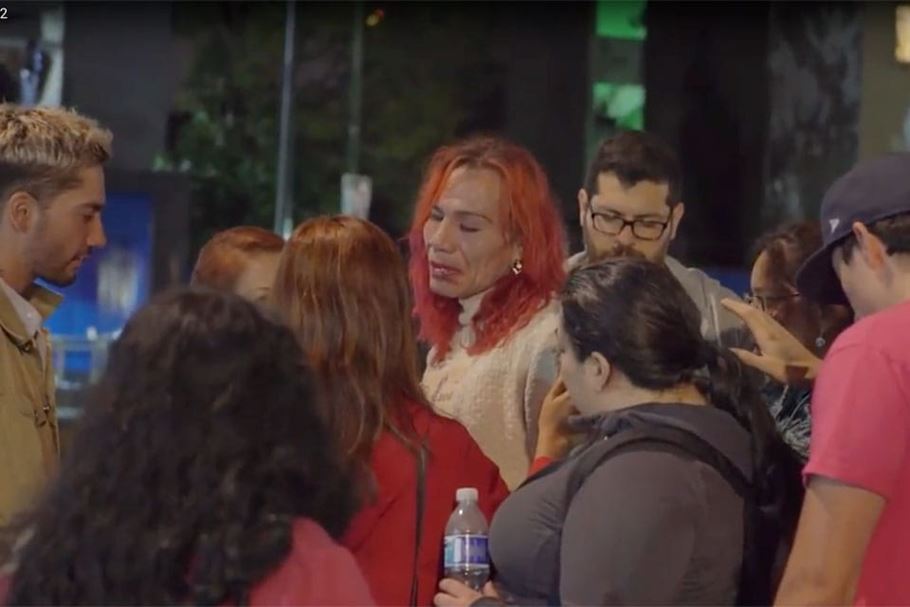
[0,278,62,345]
[457,288,492,327]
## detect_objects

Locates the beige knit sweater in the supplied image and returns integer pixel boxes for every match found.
[421,292,560,489]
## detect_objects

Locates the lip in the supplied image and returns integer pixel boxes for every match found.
[429,261,461,280]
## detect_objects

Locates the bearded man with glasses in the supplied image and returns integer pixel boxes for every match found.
[568,130,750,349]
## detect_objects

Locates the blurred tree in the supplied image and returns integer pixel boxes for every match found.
[162,1,501,254]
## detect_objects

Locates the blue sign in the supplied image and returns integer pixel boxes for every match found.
[42,193,153,377]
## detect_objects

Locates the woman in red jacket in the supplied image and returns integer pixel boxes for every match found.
[272,215,509,606]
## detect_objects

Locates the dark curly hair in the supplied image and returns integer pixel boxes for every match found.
[4,289,359,605]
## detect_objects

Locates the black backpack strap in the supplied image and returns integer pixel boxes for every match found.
[409,442,428,607]
[566,424,751,501]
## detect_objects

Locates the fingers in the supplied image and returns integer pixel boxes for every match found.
[434,579,481,607]
[720,297,761,327]
[729,347,784,381]
[721,297,789,336]
[545,376,567,400]
[482,582,500,598]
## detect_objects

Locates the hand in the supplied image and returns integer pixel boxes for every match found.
[720,298,823,385]
[434,579,501,607]
[535,377,579,459]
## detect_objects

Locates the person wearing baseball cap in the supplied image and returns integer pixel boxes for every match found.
[772,153,910,606]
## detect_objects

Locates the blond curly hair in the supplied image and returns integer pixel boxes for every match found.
[0,104,112,207]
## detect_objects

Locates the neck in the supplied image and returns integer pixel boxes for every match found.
[591,382,708,415]
[893,275,910,307]
[0,246,32,295]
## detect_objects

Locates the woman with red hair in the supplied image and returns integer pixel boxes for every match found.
[190,226,284,304]
[409,136,567,488]
[271,215,507,606]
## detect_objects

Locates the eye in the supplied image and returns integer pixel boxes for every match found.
[460,225,480,233]
[429,209,444,221]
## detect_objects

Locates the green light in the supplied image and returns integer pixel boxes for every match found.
[593,82,645,129]
[595,0,646,41]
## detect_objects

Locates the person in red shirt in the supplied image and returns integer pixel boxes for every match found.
[272,215,509,606]
[2,289,372,606]
[726,154,910,606]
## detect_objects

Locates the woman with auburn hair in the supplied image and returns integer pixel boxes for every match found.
[190,226,284,304]
[409,136,567,488]
[271,215,508,606]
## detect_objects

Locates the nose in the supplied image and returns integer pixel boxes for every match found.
[616,224,636,246]
[88,214,107,249]
[426,217,455,252]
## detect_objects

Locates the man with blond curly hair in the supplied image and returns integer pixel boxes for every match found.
[0,104,111,530]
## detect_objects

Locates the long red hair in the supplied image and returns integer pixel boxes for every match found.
[272,216,429,461]
[408,136,567,360]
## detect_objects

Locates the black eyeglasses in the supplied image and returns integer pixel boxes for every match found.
[589,209,670,242]
[743,291,801,311]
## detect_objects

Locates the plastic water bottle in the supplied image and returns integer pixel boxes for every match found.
[443,487,490,590]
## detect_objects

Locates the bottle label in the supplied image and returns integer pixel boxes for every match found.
[444,534,489,569]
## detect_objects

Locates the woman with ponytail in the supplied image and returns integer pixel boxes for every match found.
[435,257,802,607]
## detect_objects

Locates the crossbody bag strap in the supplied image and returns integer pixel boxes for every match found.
[409,442,428,606]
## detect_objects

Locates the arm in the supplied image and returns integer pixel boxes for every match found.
[462,437,510,521]
[522,329,559,459]
[775,477,884,606]
[559,452,699,606]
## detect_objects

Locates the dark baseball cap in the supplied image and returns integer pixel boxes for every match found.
[796,152,910,305]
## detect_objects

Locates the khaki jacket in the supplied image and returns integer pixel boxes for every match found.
[0,283,61,528]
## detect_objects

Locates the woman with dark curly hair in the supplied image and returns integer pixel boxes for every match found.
[1,289,373,606]
[743,222,853,460]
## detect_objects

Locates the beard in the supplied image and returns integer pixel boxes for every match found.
[26,218,81,287]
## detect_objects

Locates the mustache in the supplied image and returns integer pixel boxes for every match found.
[592,243,647,261]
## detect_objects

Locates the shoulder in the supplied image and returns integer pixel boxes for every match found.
[420,406,482,451]
[251,518,374,606]
[576,448,708,501]
[511,300,560,348]
[831,301,910,364]
[665,257,740,301]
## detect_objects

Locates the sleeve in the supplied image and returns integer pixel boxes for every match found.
[522,329,559,459]
[805,342,910,499]
[528,456,555,477]
[559,451,700,606]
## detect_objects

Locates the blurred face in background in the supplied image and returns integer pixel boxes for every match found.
[234,252,281,305]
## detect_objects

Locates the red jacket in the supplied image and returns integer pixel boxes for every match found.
[343,401,509,606]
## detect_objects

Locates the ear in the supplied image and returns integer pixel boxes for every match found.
[853,222,887,270]
[577,188,589,227]
[583,351,613,392]
[512,240,524,263]
[4,191,38,234]
[669,202,685,240]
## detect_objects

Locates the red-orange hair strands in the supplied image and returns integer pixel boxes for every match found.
[408,136,567,361]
